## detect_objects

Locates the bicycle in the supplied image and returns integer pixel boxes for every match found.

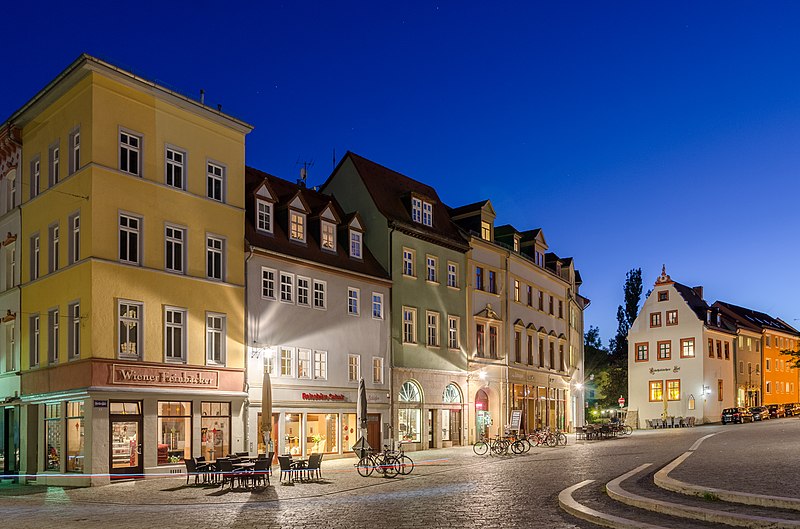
[383,444,414,475]
[356,449,401,478]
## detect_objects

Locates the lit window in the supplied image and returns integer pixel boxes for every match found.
[681,338,695,358]
[348,354,361,382]
[481,221,491,241]
[666,310,678,326]
[513,280,520,302]
[667,380,680,401]
[313,350,327,379]
[280,347,294,377]
[289,212,305,241]
[297,348,311,379]
[321,221,335,250]
[372,357,384,384]
[658,340,671,360]
[649,380,663,401]
[118,301,142,358]
[650,312,662,328]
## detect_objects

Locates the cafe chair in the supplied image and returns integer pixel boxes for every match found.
[251,458,271,488]
[278,456,296,483]
[304,453,323,482]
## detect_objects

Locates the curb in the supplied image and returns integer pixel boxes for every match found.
[606,464,800,528]
[557,479,667,529]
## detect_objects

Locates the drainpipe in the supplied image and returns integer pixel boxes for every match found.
[388,226,394,446]
[243,242,254,452]
[503,251,510,434]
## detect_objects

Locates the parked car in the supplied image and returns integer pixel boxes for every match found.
[767,404,786,419]
[785,403,798,417]
[750,406,770,421]
[722,407,753,424]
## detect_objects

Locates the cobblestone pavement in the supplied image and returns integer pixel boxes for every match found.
[0,425,740,529]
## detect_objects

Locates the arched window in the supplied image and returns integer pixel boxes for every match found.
[443,383,461,404]
[399,381,421,403]
[398,381,422,442]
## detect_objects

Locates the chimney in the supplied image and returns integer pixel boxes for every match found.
[706,309,712,325]
[692,286,704,300]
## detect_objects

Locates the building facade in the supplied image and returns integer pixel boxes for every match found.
[323,152,469,451]
[243,168,391,459]
[9,55,251,485]
[628,268,736,425]
[714,301,799,406]
[450,202,587,441]
[0,124,22,477]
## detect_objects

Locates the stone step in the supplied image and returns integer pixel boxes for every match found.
[607,463,800,528]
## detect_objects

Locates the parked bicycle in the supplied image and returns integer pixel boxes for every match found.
[383,444,414,475]
[356,448,401,478]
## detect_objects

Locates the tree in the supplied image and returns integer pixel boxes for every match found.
[584,325,609,374]
[609,268,642,367]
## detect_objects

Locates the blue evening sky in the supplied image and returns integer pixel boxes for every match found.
[4,2,800,344]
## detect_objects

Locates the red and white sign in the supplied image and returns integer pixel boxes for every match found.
[302,392,346,401]
[618,396,626,407]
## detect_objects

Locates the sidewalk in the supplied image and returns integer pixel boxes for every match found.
[0,444,500,506]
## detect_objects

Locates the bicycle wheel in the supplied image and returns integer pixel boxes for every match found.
[511,440,526,455]
[557,432,567,446]
[473,441,489,456]
[546,434,558,447]
[381,456,401,478]
[356,456,374,477]
[623,425,633,435]
[398,455,414,475]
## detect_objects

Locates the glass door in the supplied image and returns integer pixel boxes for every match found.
[109,401,143,478]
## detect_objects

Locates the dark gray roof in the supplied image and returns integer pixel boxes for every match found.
[713,301,800,336]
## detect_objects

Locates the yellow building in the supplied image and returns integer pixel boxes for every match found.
[9,55,252,485]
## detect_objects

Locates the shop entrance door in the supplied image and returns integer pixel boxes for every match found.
[427,410,435,448]
[1,407,18,476]
[109,402,143,478]
[366,414,381,450]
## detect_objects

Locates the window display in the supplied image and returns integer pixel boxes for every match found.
[305,413,338,454]
[44,403,61,471]
[66,401,84,472]
[201,402,230,461]
[158,401,191,464]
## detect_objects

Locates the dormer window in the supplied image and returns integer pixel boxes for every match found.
[481,221,492,241]
[412,197,433,226]
[289,211,305,242]
[513,237,520,252]
[256,199,273,234]
[350,230,362,259]
[321,221,336,251]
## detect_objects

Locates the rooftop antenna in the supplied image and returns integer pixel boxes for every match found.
[296,158,314,188]
[332,148,336,171]
[200,89,205,105]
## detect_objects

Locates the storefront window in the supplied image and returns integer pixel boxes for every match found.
[305,413,338,454]
[201,402,230,461]
[66,401,85,472]
[44,403,61,471]
[284,413,301,456]
[343,413,358,451]
[399,381,422,442]
[158,401,191,464]
[257,413,279,455]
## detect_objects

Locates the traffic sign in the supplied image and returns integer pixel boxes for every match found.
[618,396,625,407]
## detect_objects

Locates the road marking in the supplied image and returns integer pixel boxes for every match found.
[688,433,718,452]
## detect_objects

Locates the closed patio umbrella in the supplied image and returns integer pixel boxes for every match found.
[262,366,273,452]
[357,377,368,435]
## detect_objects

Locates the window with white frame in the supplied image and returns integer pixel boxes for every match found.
[68,302,80,359]
[164,308,186,362]
[448,316,459,349]
[30,234,40,280]
[120,131,142,176]
[206,236,224,280]
[372,293,384,319]
[422,201,433,226]
[426,255,437,282]
[426,311,440,347]
[165,225,185,274]
[30,314,40,367]
[372,357,384,384]
[30,157,40,199]
[263,348,276,376]
[5,323,14,372]
[49,144,59,186]
[280,346,294,376]
[69,213,80,264]
[49,224,59,273]
[280,272,294,303]
[207,162,225,202]
[289,211,305,241]
[119,214,141,265]
[348,287,360,316]
[348,354,361,382]
[411,197,422,223]
[313,350,327,379]
[513,280,520,302]
[313,280,326,309]
[206,313,226,365]
[447,262,458,288]
[262,268,276,299]
[297,276,310,306]
[350,230,362,258]
[321,221,335,250]
[48,309,59,364]
[257,199,273,233]
[118,301,142,358]
[403,307,417,344]
[165,147,185,189]
[70,129,80,174]
[297,348,311,379]
[5,243,13,288]
[402,248,415,277]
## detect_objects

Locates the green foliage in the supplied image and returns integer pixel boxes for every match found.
[702,491,719,501]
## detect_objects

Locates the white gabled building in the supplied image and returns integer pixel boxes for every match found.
[628,267,736,426]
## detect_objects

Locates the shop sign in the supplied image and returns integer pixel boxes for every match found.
[111,364,219,389]
[301,392,346,401]
[509,409,522,431]
[649,366,680,374]
[94,400,108,408]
